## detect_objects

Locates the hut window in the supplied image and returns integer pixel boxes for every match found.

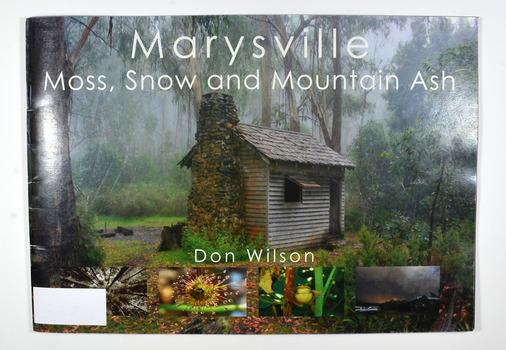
[284,176,302,203]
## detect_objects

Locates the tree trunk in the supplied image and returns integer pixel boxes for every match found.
[260,18,272,127]
[28,17,81,284]
[272,16,300,132]
[182,17,203,123]
[267,15,333,146]
[175,100,183,149]
[357,89,371,223]
[331,16,343,153]
[428,158,446,257]
[285,69,300,132]
[158,223,185,252]
[161,92,169,175]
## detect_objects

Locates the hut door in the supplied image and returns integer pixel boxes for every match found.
[329,178,341,237]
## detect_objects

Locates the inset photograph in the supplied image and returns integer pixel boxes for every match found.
[355,266,440,314]
[258,267,344,317]
[159,268,247,317]
[60,267,148,317]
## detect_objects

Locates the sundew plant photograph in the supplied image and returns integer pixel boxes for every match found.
[159,268,247,317]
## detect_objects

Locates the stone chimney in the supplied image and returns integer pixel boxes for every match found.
[186,93,245,236]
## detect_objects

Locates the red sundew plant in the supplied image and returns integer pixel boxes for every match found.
[172,268,240,315]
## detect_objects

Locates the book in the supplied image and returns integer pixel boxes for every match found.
[27,15,478,334]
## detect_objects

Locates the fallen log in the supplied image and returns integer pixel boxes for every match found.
[115,226,133,236]
[100,232,116,238]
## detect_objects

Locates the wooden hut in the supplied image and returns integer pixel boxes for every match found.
[180,93,354,250]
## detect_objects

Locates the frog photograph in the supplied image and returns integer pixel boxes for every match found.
[258,267,344,317]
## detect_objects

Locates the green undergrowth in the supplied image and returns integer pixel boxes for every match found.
[96,215,346,267]
[181,224,264,263]
[99,238,197,267]
[101,239,340,267]
[150,249,195,266]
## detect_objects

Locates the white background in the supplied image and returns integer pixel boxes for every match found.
[1,0,504,349]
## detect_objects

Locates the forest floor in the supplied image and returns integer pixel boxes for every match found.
[99,223,361,267]
[99,226,162,266]
[38,227,469,334]
[41,228,358,334]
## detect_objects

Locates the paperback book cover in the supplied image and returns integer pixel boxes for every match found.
[27,15,478,334]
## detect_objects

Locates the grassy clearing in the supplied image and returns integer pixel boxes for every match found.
[100,241,340,267]
[94,215,186,229]
[95,213,348,267]
[100,239,195,267]
[101,240,159,266]
[100,237,342,267]
[150,250,195,266]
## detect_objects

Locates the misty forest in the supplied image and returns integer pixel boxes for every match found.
[29,15,477,333]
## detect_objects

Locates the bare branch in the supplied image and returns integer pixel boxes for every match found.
[68,17,99,69]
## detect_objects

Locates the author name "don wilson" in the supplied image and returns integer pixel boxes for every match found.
[194,248,314,263]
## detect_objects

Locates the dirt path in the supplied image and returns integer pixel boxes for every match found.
[103,226,162,245]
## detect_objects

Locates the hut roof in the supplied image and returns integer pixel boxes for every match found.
[237,124,354,168]
[179,123,355,169]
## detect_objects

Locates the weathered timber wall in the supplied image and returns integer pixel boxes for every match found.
[267,170,331,249]
[187,93,245,235]
[239,144,269,241]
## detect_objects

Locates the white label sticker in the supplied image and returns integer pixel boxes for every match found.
[33,287,107,326]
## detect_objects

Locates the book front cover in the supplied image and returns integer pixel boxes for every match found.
[27,15,477,334]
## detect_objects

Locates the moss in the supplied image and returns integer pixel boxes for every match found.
[187,93,246,239]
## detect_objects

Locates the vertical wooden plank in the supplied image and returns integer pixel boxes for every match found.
[329,177,339,237]
[340,178,346,234]
[240,144,269,240]
[268,169,333,248]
